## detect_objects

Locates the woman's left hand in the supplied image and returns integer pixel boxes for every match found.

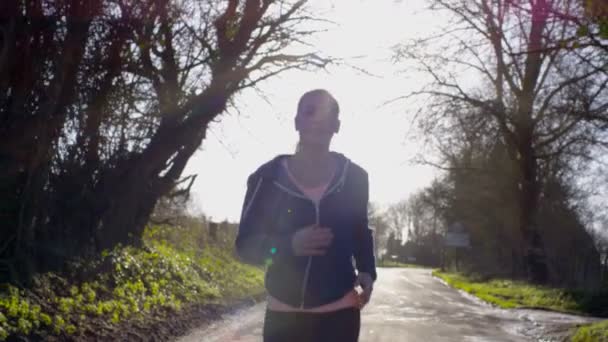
[354,272,374,308]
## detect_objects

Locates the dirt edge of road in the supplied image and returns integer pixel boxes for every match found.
[77,293,267,342]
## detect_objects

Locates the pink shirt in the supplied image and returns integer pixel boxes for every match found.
[281,157,333,203]
[266,157,360,313]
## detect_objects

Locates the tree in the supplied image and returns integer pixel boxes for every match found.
[404,180,449,243]
[150,177,198,227]
[386,199,409,241]
[445,138,528,276]
[368,202,391,261]
[408,115,602,285]
[396,0,608,282]
[0,0,328,283]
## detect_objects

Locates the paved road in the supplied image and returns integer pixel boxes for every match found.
[176,268,598,342]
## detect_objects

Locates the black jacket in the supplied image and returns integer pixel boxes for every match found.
[235,152,376,309]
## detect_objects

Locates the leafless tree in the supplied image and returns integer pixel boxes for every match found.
[395,0,608,282]
[0,0,330,283]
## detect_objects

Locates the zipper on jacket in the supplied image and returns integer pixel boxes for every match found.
[299,203,319,309]
[272,157,350,309]
[271,181,317,309]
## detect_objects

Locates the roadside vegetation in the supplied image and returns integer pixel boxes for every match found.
[433,270,608,317]
[0,223,264,341]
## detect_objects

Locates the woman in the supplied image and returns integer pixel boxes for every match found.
[235,89,376,342]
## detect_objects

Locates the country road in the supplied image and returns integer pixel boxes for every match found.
[176,268,599,342]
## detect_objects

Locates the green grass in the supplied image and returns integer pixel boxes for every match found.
[433,270,608,316]
[572,320,608,342]
[0,225,264,341]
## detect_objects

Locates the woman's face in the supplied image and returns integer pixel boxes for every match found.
[295,94,340,147]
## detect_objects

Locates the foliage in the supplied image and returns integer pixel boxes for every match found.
[406,141,604,288]
[0,225,264,340]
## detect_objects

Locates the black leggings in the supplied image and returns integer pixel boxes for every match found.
[263,307,361,342]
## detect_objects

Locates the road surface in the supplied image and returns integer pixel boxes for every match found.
[176,268,598,342]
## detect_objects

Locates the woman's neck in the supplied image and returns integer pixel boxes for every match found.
[288,144,335,186]
[292,144,332,167]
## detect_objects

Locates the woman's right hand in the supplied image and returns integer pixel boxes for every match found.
[291,224,333,256]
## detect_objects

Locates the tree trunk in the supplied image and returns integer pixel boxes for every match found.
[517,131,548,283]
[515,0,550,284]
[92,95,213,250]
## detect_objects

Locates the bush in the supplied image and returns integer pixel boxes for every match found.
[0,224,264,340]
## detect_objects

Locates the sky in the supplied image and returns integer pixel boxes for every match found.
[183,0,445,222]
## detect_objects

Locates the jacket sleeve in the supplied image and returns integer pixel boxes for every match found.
[234,174,295,265]
[353,170,377,281]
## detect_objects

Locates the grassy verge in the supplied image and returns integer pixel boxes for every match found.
[432,270,608,316]
[571,320,608,342]
[0,225,264,341]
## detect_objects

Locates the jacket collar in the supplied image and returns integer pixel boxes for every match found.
[257,152,351,196]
